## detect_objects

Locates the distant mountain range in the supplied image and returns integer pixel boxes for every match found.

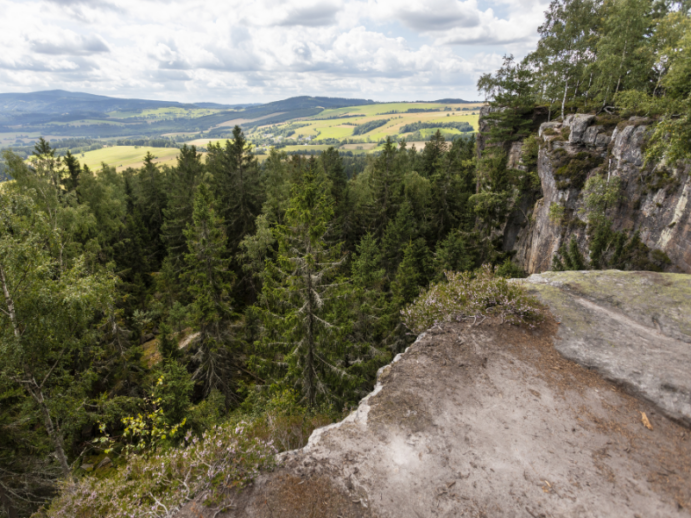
[0,90,473,141]
[0,90,240,114]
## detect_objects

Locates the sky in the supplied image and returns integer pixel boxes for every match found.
[0,0,550,104]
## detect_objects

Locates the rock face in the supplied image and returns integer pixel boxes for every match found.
[490,111,691,274]
[179,271,691,518]
[524,270,691,427]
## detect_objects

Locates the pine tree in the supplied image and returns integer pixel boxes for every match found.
[208,126,263,250]
[259,162,349,408]
[183,183,237,404]
[162,145,205,268]
[381,200,419,277]
[61,150,81,194]
[434,229,474,277]
[349,233,387,347]
[420,130,447,179]
[136,153,168,267]
[368,137,404,238]
[320,147,351,244]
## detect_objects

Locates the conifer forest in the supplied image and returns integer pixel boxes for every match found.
[1,0,690,516]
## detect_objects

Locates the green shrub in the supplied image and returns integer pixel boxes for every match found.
[549,202,565,224]
[401,265,543,333]
[496,259,527,279]
[552,236,587,271]
[43,419,276,518]
[553,152,604,190]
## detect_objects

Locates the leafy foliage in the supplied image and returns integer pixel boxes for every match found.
[43,420,276,518]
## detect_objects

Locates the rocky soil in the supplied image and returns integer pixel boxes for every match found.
[179,271,691,518]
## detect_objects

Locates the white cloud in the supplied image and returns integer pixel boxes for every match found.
[0,0,549,103]
[29,34,110,55]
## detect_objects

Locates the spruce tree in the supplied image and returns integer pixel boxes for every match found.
[381,200,419,277]
[259,162,349,408]
[61,150,81,194]
[162,145,205,268]
[368,137,404,238]
[135,153,167,268]
[183,183,237,405]
[208,126,263,250]
[349,233,387,349]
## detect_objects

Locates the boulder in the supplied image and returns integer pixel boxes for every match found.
[538,121,561,137]
[568,114,596,144]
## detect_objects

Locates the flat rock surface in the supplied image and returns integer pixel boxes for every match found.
[179,271,691,518]
[524,270,691,426]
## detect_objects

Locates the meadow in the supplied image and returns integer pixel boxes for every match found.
[1,101,484,171]
[252,101,483,145]
[106,107,225,120]
[78,146,183,171]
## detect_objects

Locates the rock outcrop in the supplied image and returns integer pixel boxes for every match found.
[179,271,691,518]
[478,106,691,274]
[525,270,691,427]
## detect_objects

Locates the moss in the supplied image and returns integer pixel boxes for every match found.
[641,167,681,195]
[523,270,691,337]
[561,127,571,140]
[553,151,604,191]
[594,114,621,130]
[542,127,558,136]
[616,118,650,132]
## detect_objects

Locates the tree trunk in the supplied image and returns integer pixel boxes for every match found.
[0,485,19,518]
[561,80,569,120]
[0,263,20,339]
[29,383,72,479]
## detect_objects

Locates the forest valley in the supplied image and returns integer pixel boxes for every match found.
[1,0,690,517]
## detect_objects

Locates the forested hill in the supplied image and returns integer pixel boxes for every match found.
[0,1,690,518]
[0,90,236,114]
[0,91,375,137]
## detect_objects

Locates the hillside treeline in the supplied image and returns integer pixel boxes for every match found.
[1,127,523,517]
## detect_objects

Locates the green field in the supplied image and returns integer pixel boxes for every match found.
[251,102,483,144]
[78,146,183,171]
[107,107,225,120]
[2,101,484,171]
[186,138,232,147]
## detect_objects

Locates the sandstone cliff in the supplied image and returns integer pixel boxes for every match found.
[179,271,691,518]
[479,106,691,274]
